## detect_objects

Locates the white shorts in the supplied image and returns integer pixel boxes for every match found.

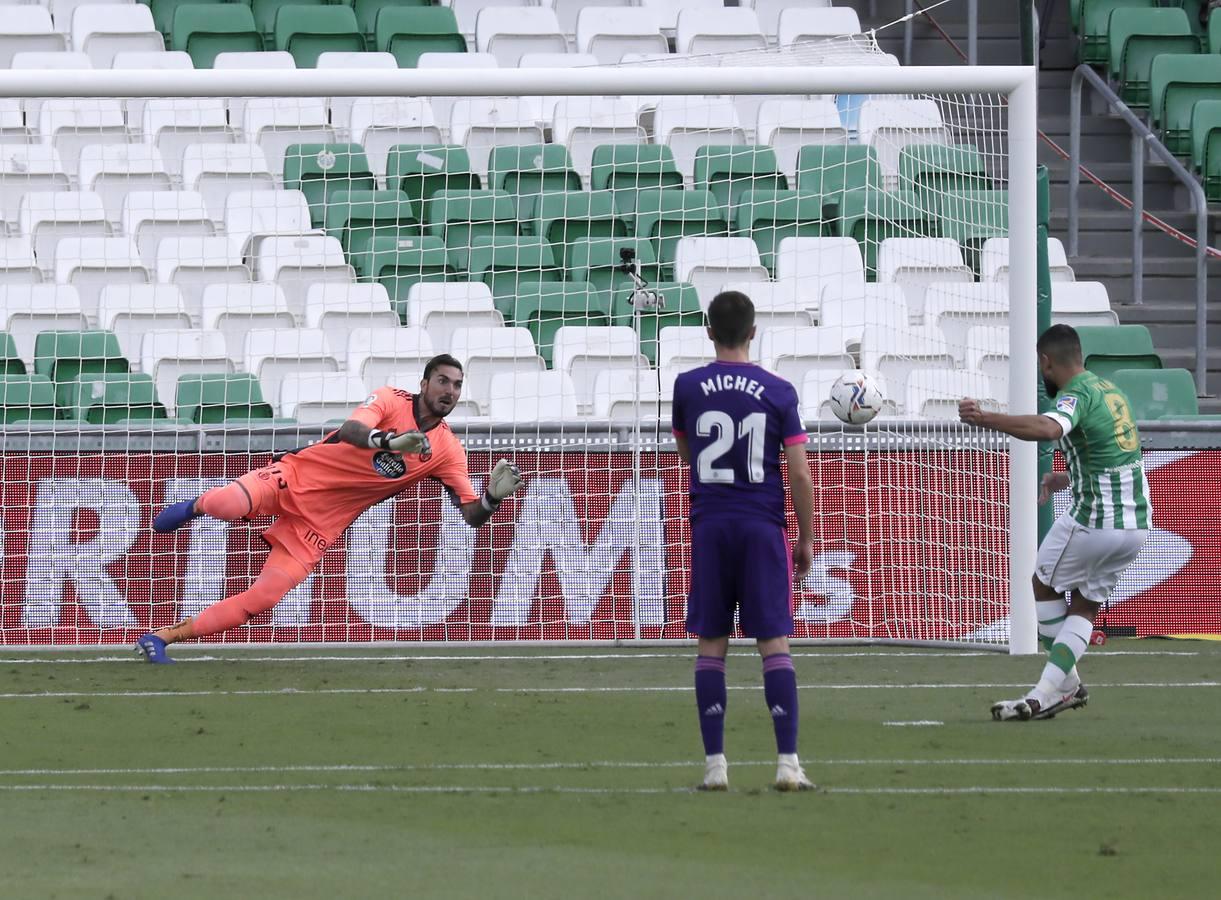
[1035,514,1148,602]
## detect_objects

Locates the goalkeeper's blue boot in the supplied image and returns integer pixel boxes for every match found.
[153,498,198,533]
[135,634,175,664]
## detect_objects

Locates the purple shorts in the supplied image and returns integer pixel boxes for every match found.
[686,516,794,639]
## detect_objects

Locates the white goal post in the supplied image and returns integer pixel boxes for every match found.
[0,63,1038,653]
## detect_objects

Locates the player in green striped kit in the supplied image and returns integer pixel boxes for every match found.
[959,325,1150,721]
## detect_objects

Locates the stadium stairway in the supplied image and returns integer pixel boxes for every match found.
[858,0,1221,412]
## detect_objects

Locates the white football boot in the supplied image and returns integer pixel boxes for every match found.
[699,753,729,791]
[774,754,815,792]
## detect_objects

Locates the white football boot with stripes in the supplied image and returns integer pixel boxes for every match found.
[774,754,815,792]
[699,754,728,791]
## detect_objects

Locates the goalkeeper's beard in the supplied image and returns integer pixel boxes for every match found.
[421,391,455,419]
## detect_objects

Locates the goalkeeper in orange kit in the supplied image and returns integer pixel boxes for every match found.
[136,354,521,663]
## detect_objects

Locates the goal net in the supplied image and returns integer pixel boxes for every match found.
[0,58,1038,650]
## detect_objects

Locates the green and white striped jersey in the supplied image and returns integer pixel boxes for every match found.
[1042,371,1151,530]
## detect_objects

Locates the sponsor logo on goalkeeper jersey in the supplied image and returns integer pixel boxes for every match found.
[371,451,407,479]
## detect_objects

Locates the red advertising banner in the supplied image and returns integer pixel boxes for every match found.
[0,449,1216,645]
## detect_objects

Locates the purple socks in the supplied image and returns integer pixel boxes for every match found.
[694,655,727,755]
[762,652,799,755]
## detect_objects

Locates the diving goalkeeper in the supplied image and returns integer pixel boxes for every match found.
[136,354,521,663]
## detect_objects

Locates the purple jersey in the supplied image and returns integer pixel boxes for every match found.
[671,361,808,526]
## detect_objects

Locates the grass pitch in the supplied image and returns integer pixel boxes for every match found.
[1,641,1218,899]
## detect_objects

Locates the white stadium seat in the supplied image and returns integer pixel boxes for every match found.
[923,282,1010,361]
[637,0,721,32]
[224,189,318,261]
[214,51,295,127]
[140,328,234,414]
[0,100,32,144]
[53,236,150,323]
[552,0,630,37]
[11,50,91,69]
[981,236,1075,283]
[346,98,442,181]
[38,98,128,179]
[416,52,499,136]
[551,97,645,186]
[120,190,215,267]
[0,145,70,229]
[156,236,251,322]
[0,9,67,69]
[859,325,955,410]
[0,284,86,366]
[112,52,195,126]
[18,191,109,272]
[593,369,668,421]
[776,6,862,45]
[182,144,276,223]
[71,4,163,68]
[346,326,435,388]
[721,281,816,330]
[743,0,832,42]
[77,144,172,226]
[906,369,999,419]
[818,282,910,351]
[241,98,333,183]
[658,325,715,371]
[487,370,580,422]
[518,52,600,122]
[404,281,503,348]
[857,99,948,189]
[449,326,545,411]
[0,236,43,286]
[318,51,397,137]
[303,283,399,366]
[1051,281,1119,328]
[253,235,354,323]
[876,237,974,318]
[652,97,747,180]
[95,283,191,361]
[139,98,235,179]
[551,325,647,408]
[476,7,566,67]
[576,8,667,65]
[279,372,367,424]
[755,98,847,182]
[50,0,126,34]
[774,236,865,319]
[243,328,340,412]
[448,0,531,41]
[673,238,770,311]
[675,8,766,55]
[449,98,544,181]
[757,326,855,385]
[199,283,295,356]
[966,324,1010,401]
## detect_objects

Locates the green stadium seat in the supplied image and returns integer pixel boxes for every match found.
[151,0,225,41]
[1079,0,1155,66]
[565,238,663,300]
[693,146,787,215]
[274,4,364,68]
[387,144,481,221]
[733,189,826,274]
[527,191,629,270]
[1109,367,1199,419]
[284,144,377,228]
[632,189,730,278]
[496,281,611,367]
[1107,8,1201,108]
[0,374,56,423]
[898,143,992,199]
[465,236,562,304]
[1150,53,1221,154]
[376,7,465,68]
[353,0,431,47]
[796,144,882,198]
[57,373,167,424]
[33,331,128,384]
[831,190,937,280]
[590,144,685,218]
[356,235,454,318]
[253,0,325,45]
[936,190,1009,274]
[171,4,263,68]
[1191,98,1221,201]
[487,144,582,219]
[425,189,518,268]
[610,282,703,365]
[175,373,276,424]
[1077,325,1164,379]
[0,332,24,375]
[324,190,421,258]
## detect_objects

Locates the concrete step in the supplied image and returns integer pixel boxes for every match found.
[1055,255,1208,304]
[1049,212,1207,258]
[1114,304,1221,349]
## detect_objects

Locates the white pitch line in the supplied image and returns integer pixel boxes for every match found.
[3,758,1219,777]
[884,720,944,727]
[2,682,1218,700]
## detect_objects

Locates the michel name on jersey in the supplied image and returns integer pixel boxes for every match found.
[699,373,767,400]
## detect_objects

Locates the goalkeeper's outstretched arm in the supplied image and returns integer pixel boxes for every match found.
[459,459,522,528]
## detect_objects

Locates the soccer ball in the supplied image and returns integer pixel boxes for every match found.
[829,372,884,425]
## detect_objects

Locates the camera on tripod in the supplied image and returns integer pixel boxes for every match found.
[617,246,663,311]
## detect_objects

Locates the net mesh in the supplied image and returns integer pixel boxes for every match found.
[0,46,1019,646]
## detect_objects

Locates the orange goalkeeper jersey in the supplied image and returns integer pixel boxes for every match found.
[274,386,478,541]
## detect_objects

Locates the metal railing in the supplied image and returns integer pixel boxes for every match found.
[1068,64,1211,395]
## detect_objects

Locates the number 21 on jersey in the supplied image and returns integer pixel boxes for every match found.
[695,411,766,484]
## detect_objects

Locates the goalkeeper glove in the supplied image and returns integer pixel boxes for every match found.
[368,429,431,455]
[481,459,522,511]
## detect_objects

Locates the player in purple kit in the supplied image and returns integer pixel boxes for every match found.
[671,291,816,792]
